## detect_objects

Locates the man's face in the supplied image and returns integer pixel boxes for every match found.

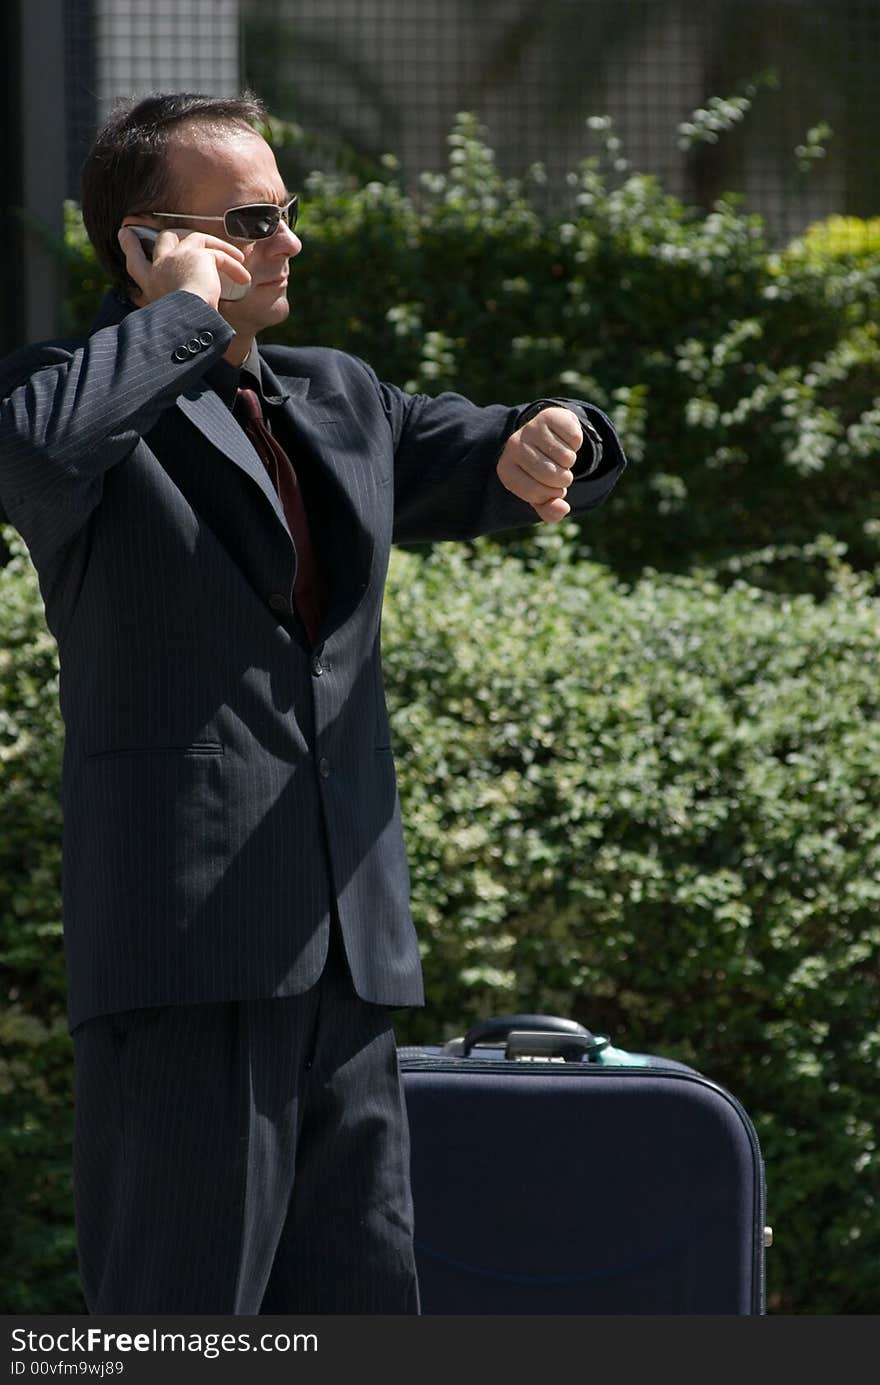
[140,125,302,338]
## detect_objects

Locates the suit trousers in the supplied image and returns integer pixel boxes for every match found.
[71,923,420,1314]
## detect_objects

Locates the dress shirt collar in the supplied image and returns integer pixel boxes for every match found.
[207,339,290,412]
[206,340,260,410]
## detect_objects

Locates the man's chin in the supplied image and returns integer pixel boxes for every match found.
[261,297,292,332]
[222,295,290,334]
[267,293,291,320]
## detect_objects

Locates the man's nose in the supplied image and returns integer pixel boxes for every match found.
[272,224,302,258]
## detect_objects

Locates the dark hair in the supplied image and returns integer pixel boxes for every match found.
[80,90,267,297]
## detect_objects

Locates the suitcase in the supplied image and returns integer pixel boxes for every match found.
[399,1014,768,1315]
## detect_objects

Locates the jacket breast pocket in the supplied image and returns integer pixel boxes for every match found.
[80,745,227,933]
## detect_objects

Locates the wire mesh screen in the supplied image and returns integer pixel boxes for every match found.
[64,0,241,197]
[59,0,879,242]
[238,0,879,245]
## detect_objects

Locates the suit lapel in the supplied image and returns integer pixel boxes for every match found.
[259,358,379,537]
[176,379,289,534]
[260,359,378,637]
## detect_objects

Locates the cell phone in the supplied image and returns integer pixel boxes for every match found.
[126,225,249,301]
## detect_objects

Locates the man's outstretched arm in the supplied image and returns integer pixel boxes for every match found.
[370,370,626,544]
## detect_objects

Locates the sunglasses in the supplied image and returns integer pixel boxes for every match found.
[142,195,299,241]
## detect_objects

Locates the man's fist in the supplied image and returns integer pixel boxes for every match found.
[496,405,583,522]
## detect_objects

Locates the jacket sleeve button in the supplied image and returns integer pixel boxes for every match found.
[198,331,214,346]
[172,346,191,362]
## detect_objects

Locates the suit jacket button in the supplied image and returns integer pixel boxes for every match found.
[268,593,289,614]
[311,656,324,676]
[318,756,331,778]
[185,339,201,354]
[172,346,190,362]
[198,331,214,346]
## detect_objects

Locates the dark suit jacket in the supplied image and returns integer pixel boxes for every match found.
[0,289,626,1031]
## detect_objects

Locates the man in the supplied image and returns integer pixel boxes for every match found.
[0,92,625,1314]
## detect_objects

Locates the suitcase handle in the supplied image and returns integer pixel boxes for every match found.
[461,1013,607,1060]
[505,1030,610,1062]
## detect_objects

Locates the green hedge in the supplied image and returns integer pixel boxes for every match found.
[0,532,80,1312]
[58,114,880,590]
[2,526,878,1313]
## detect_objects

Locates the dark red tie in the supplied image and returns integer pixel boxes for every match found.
[236,386,324,645]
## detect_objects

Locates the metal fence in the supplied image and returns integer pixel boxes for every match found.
[6,0,878,346]
[58,0,880,245]
[237,0,880,244]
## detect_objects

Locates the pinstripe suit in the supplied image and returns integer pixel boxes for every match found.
[0,288,626,1311]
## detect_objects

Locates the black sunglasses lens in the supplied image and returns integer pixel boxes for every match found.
[225,206,278,239]
[225,198,298,239]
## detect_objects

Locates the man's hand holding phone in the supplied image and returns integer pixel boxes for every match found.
[118,225,251,310]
